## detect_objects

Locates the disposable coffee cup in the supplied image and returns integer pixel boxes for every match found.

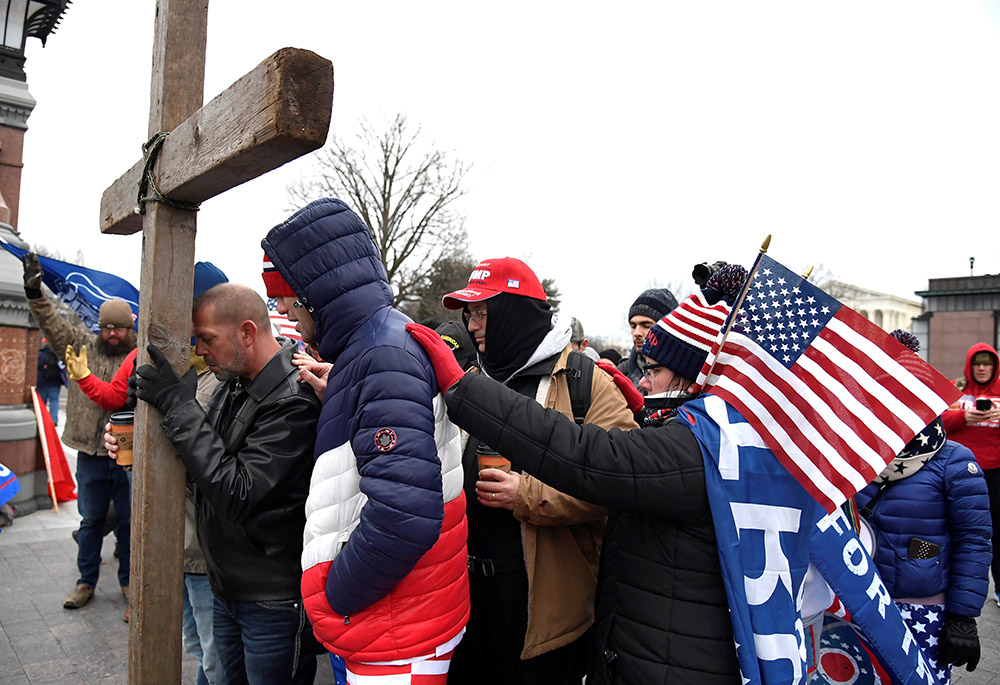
[109,411,134,467]
[477,443,510,474]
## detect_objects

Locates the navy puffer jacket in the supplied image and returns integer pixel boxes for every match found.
[855,440,991,616]
[262,198,468,662]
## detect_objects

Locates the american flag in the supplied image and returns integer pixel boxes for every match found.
[267,297,302,343]
[697,254,961,512]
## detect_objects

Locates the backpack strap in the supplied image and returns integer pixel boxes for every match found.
[859,480,896,519]
[564,350,594,425]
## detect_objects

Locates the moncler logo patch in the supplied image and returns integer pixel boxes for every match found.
[969,462,979,475]
[375,428,397,452]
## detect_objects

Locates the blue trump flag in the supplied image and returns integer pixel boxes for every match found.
[1,241,139,332]
[680,394,942,685]
[0,461,20,506]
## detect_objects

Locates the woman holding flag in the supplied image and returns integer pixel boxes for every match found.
[407,243,965,684]
[409,264,749,684]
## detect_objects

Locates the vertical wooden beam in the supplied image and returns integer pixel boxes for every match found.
[128,1,207,683]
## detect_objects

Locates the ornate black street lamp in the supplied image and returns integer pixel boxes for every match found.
[0,0,70,80]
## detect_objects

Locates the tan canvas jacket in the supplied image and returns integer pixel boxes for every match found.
[27,295,133,456]
[513,344,638,659]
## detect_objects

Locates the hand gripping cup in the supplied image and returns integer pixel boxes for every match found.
[477,443,511,474]
[109,411,135,467]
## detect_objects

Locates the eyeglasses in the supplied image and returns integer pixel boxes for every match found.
[465,307,487,323]
[99,325,130,333]
[639,362,664,379]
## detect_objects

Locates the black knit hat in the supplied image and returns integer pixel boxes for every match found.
[629,288,679,323]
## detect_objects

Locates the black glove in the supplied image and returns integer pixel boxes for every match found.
[125,372,138,409]
[134,344,197,415]
[938,612,980,671]
[22,253,43,299]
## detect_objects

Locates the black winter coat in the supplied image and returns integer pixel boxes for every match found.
[446,373,740,684]
[160,340,321,601]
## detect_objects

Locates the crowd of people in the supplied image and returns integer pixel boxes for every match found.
[21,196,996,684]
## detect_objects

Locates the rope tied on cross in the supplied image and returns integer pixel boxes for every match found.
[134,131,202,216]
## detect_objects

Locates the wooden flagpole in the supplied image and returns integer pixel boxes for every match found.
[28,386,58,512]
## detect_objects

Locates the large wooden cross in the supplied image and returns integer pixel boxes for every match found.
[98,2,332,681]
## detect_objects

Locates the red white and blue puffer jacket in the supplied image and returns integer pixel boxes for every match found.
[262,198,469,663]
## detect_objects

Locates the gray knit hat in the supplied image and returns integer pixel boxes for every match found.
[628,288,678,322]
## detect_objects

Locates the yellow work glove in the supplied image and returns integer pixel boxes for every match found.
[65,344,91,381]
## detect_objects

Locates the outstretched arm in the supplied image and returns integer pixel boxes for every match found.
[76,348,137,410]
[447,373,707,518]
[406,322,706,518]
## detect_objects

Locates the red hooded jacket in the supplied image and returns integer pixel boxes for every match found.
[942,342,1000,469]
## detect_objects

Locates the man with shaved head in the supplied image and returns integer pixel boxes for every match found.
[128,282,322,684]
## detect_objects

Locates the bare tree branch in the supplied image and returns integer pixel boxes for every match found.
[287,114,470,309]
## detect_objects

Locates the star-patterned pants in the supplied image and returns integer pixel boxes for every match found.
[897,602,951,685]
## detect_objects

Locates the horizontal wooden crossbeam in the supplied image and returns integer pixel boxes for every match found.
[101,47,333,235]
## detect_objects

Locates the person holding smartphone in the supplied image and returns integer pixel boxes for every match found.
[943,342,1000,606]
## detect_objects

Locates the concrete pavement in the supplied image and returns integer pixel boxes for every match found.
[0,403,336,685]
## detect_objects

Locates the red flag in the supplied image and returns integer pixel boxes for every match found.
[31,388,77,502]
[697,254,960,512]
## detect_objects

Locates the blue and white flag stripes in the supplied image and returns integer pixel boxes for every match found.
[681,395,942,685]
[0,461,21,506]
[1,241,139,332]
[696,253,960,513]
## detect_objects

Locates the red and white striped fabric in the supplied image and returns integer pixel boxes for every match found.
[266,297,302,342]
[342,631,463,684]
[697,254,961,513]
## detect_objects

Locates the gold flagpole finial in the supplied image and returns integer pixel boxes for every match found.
[760,234,772,253]
[802,266,814,280]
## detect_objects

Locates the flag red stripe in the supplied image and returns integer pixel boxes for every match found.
[800,345,913,447]
[708,353,874,500]
[831,309,959,408]
[717,337,889,477]
[818,324,941,429]
[707,383,839,512]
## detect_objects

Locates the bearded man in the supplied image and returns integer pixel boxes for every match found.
[22,253,137,610]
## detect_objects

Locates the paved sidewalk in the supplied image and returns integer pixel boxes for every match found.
[5,502,1000,685]
[0,421,336,684]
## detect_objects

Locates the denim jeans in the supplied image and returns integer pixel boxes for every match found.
[213,596,318,685]
[37,383,61,425]
[184,574,220,685]
[75,452,131,587]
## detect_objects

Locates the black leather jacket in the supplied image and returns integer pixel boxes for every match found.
[160,340,320,601]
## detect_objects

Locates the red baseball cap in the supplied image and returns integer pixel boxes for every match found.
[442,257,547,310]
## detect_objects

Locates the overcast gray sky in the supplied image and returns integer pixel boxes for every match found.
[14,1,1000,342]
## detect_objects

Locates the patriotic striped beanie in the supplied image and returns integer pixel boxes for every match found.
[262,253,296,298]
[641,264,747,381]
